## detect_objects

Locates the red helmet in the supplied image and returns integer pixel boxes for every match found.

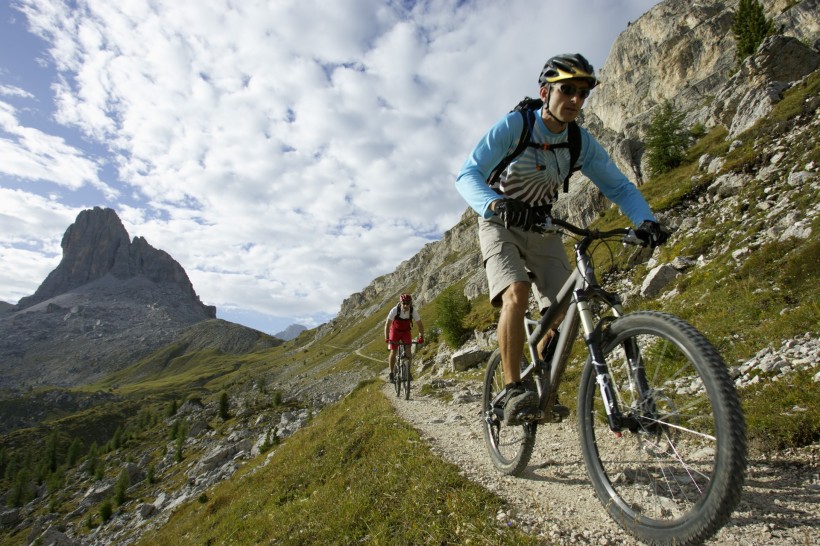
[400,294,412,304]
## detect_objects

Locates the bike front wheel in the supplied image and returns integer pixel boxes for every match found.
[393,359,402,398]
[402,358,411,400]
[578,311,746,546]
[481,349,536,476]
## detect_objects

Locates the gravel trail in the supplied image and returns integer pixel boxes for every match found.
[383,378,819,546]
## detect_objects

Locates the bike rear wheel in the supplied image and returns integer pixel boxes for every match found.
[578,311,746,546]
[481,349,536,476]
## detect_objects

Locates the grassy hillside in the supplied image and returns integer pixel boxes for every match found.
[1,71,818,546]
[134,381,539,546]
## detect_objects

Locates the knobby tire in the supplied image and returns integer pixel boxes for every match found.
[481,349,536,475]
[577,311,746,546]
[403,357,411,400]
[394,346,402,398]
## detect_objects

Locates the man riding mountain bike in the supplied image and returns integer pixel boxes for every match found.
[384,294,425,383]
[455,53,668,425]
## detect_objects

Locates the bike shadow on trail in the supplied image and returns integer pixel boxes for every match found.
[519,456,820,536]
[722,456,820,533]
[517,459,593,487]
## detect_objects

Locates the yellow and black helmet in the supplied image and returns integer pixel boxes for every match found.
[538,53,599,88]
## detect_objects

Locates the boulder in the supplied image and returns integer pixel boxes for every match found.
[451,344,491,372]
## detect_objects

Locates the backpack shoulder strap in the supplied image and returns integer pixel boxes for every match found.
[394,303,414,326]
[486,99,581,193]
[564,121,581,193]
[486,97,542,187]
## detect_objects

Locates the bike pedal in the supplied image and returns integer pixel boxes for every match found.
[552,405,570,418]
[537,406,570,424]
[504,408,539,426]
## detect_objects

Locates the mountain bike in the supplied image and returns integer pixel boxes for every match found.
[481,215,747,546]
[392,339,422,400]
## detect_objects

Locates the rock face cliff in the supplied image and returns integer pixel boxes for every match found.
[16,207,212,313]
[0,207,218,390]
[584,0,819,184]
[322,0,819,334]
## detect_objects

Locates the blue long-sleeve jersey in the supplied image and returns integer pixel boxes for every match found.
[455,107,656,227]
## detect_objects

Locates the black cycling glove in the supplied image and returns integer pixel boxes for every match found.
[495,199,538,230]
[634,220,670,248]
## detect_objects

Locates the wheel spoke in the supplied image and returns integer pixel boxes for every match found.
[578,312,745,545]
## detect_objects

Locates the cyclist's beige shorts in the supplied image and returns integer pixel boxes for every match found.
[478,215,571,311]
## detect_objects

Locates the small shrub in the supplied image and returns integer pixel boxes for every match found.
[435,285,471,348]
[272,391,283,408]
[260,428,279,453]
[166,399,178,418]
[99,500,113,523]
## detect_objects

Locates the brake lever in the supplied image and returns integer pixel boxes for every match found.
[532,217,560,234]
[623,229,643,247]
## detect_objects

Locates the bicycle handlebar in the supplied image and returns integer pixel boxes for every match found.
[532,216,644,246]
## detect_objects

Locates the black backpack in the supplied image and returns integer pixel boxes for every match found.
[394,303,413,327]
[486,97,582,194]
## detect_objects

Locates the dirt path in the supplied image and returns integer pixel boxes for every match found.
[383,377,820,546]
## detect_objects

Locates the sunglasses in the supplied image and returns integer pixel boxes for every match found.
[556,83,591,99]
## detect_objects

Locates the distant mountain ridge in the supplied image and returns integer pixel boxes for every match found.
[274,324,307,341]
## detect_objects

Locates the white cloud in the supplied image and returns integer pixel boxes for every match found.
[0,188,79,303]
[0,100,116,197]
[1,0,660,330]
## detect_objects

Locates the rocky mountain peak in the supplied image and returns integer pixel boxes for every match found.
[0,207,218,389]
[16,207,205,311]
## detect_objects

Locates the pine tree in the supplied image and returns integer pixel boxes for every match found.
[66,438,83,467]
[0,447,8,479]
[114,469,130,506]
[99,500,113,522]
[219,391,230,420]
[85,442,100,477]
[644,100,687,178]
[732,0,775,61]
[44,431,61,473]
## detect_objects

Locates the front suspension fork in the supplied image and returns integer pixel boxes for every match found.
[576,291,626,433]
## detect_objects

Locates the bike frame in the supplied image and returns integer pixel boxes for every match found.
[394,340,423,378]
[396,340,419,361]
[502,220,636,432]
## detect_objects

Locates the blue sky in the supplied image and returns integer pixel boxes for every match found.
[0,0,660,335]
